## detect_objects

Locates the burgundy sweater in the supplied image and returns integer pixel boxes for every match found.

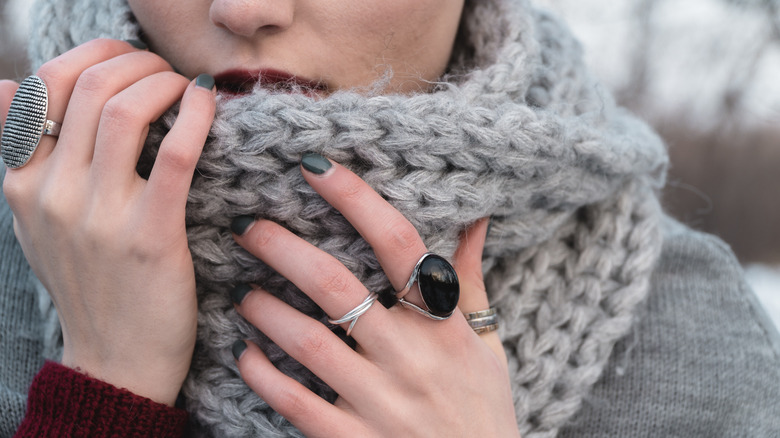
[14,362,187,437]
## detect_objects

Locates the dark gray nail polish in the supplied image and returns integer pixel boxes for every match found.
[486,217,494,237]
[231,216,255,235]
[301,153,332,175]
[124,39,148,50]
[231,284,253,305]
[232,340,248,361]
[196,73,215,90]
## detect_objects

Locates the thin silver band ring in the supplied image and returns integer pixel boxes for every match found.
[464,308,499,334]
[328,291,379,337]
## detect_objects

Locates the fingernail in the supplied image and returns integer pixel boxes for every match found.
[196,73,215,90]
[301,153,332,175]
[486,217,494,237]
[231,215,255,235]
[230,284,253,305]
[231,340,248,361]
[124,39,148,50]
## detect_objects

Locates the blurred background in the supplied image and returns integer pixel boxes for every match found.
[1,0,778,327]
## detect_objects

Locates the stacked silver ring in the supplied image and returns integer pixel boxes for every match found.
[328,291,379,337]
[465,308,499,335]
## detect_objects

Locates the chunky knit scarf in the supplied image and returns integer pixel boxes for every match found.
[28,0,668,436]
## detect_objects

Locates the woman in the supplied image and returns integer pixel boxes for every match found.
[2,0,779,437]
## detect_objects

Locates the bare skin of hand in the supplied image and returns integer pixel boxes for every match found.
[1,39,216,406]
[231,157,521,437]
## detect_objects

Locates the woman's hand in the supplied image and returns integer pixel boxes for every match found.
[1,39,216,406]
[230,154,520,437]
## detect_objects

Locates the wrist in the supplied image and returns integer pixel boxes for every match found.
[62,352,191,406]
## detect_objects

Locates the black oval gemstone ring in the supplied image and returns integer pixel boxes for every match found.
[397,253,459,320]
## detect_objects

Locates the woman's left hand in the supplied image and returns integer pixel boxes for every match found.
[230,154,520,437]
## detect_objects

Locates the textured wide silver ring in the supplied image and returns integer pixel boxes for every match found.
[465,308,499,334]
[1,75,61,169]
[396,252,459,320]
[328,291,379,337]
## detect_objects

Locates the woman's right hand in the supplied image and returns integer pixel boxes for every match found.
[0,39,216,406]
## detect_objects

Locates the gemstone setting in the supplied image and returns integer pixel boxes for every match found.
[417,254,459,318]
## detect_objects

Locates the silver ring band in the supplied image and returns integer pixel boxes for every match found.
[464,308,499,334]
[398,298,451,321]
[42,119,62,137]
[472,323,499,335]
[328,291,378,337]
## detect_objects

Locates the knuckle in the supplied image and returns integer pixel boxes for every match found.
[74,64,114,97]
[333,176,364,203]
[311,262,353,300]
[384,220,421,253]
[274,386,312,422]
[157,140,199,172]
[292,325,332,361]
[36,57,72,89]
[2,174,25,206]
[101,97,136,124]
[249,221,285,248]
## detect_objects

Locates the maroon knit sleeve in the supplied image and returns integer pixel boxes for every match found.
[14,361,188,438]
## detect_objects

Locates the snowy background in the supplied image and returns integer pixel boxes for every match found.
[1,0,779,330]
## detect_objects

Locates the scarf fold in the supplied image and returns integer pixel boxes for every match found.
[29,0,668,436]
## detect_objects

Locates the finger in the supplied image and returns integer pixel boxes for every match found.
[452,218,505,358]
[231,219,391,341]
[55,50,174,167]
[144,75,216,221]
[299,154,429,304]
[21,39,148,168]
[234,288,375,397]
[453,218,490,314]
[90,71,190,192]
[234,340,360,438]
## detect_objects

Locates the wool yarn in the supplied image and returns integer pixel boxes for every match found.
[28,0,668,436]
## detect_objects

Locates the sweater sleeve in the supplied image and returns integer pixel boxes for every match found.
[559,217,780,437]
[14,362,188,438]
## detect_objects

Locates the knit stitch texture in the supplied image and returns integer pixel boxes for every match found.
[14,362,188,437]
[27,0,668,436]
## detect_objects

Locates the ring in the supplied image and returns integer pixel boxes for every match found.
[396,252,459,320]
[1,75,62,169]
[328,291,379,337]
[465,308,499,335]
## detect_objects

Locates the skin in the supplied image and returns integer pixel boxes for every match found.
[127,0,465,94]
[1,1,520,436]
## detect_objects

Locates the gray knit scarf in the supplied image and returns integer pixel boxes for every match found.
[28,0,668,436]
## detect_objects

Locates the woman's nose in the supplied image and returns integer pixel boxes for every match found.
[209,0,295,37]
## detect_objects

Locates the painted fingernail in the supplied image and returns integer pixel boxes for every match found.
[124,39,148,50]
[231,284,253,305]
[486,217,494,237]
[301,153,332,175]
[231,215,255,235]
[196,73,216,90]
[232,340,248,361]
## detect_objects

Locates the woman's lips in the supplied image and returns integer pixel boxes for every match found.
[213,69,326,96]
